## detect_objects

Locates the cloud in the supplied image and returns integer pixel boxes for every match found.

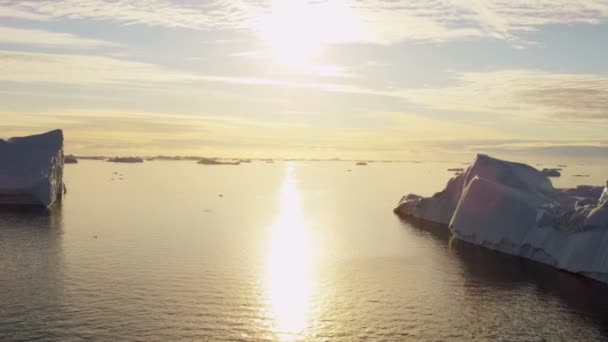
[229,49,357,78]
[0,0,257,30]
[353,0,608,44]
[0,50,381,94]
[0,5,48,20]
[0,110,414,158]
[0,50,196,86]
[515,78,608,122]
[398,70,608,123]
[3,48,608,125]
[3,109,606,162]
[463,141,608,164]
[2,0,608,45]
[371,111,512,141]
[3,49,607,126]
[0,26,116,48]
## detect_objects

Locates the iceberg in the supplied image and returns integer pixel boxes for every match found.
[394,154,608,283]
[197,157,240,165]
[541,168,561,177]
[107,156,144,163]
[64,154,78,164]
[0,130,64,207]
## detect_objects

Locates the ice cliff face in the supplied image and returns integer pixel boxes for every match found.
[395,155,554,225]
[0,130,64,207]
[601,183,608,203]
[394,154,608,283]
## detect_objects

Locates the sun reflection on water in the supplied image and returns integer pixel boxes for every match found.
[265,163,315,341]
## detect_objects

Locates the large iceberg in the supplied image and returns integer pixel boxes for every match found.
[394,154,608,283]
[0,130,64,207]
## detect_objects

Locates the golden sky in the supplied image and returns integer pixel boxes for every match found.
[1,0,608,159]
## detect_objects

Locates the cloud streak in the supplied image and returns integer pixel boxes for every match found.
[0,110,414,158]
[3,110,606,162]
[0,50,383,95]
[2,0,608,45]
[0,26,116,48]
[3,50,608,126]
[398,70,608,123]
[0,0,257,30]
[0,50,196,85]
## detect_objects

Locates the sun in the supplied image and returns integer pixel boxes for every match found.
[258,0,363,67]
[259,0,320,66]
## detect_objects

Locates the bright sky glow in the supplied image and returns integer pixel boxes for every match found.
[259,0,321,66]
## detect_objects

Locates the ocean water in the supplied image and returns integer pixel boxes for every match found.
[1,160,608,341]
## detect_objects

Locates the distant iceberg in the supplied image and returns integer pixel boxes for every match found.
[197,157,240,165]
[64,154,78,164]
[394,154,608,283]
[541,168,561,177]
[107,156,144,163]
[0,130,64,207]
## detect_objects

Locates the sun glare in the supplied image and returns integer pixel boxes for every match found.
[259,0,363,67]
[265,163,315,341]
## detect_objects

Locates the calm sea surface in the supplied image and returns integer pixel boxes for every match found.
[1,160,608,341]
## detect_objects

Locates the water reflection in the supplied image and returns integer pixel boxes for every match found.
[265,163,315,341]
[0,201,64,231]
[399,216,608,339]
[0,202,65,341]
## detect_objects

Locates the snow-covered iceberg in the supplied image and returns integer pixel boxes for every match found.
[394,154,608,283]
[0,130,64,207]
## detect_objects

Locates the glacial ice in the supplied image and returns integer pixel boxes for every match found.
[107,156,144,163]
[541,168,561,177]
[0,130,64,207]
[394,154,608,283]
[197,158,240,165]
[64,154,78,164]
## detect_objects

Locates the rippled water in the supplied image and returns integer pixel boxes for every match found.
[1,160,608,341]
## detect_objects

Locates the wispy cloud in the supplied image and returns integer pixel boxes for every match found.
[0,0,258,30]
[3,38,608,119]
[0,110,411,158]
[0,50,377,93]
[0,5,48,20]
[2,1,608,45]
[0,50,195,85]
[3,49,608,125]
[4,110,605,161]
[349,0,608,45]
[0,26,115,48]
[398,70,608,123]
